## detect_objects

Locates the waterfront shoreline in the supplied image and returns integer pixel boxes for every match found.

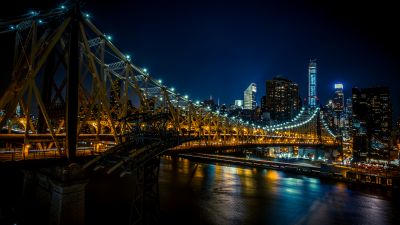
[177,153,400,190]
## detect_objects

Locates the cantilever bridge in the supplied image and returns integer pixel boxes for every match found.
[0,4,340,225]
[0,4,338,166]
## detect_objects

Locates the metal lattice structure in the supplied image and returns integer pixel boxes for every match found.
[0,5,339,225]
[0,4,337,163]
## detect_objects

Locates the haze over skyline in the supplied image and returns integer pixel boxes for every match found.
[1,0,399,116]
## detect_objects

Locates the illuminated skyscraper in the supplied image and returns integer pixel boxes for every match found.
[333,83,344,113]
[308,59,317,107]
[244,83,257,110]
[234,100,243,108]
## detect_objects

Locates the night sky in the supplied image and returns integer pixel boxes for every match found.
[1,0,399,117]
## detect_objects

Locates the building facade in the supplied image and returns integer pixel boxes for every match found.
[265,76,300,122]
[333,83,344,113]
[244,83,257,110]
[352,87,392,160]
[308,59,317,108]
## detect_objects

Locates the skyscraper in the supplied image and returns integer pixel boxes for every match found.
[333,83,344,113]
[265,76,300,122]
[260,96,266,112]
[203,96,217,111]
[16,102,22,117]
[352,87,392,160]
[234,100,243,108]
[308,59,317,108]
[244,83,257,110]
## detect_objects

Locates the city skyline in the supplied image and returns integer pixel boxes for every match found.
[0,0,399,116]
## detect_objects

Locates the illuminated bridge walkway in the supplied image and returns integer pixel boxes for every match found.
[0,4,338,166]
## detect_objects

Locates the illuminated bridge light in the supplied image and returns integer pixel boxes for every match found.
[184,95,188,99]
[60,5,66,9]
[170,87,175,92]
[106,34,112,41]
[143,68,147,73]
[158,79,162,84]
[85,13,91,18]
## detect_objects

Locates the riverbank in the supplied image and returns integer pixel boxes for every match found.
[177,153,400,189]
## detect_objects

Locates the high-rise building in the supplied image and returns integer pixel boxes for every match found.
[333,83,344,113]
[345,98,352,115]
[110,79,122,119]
[203,96,217,111]
[265,76,300,122]
[219,104,227,115]
[234,100,243,108]
[352,86,392,160]
[308,59,317,108]
[244,83,257,110]
[16,103,22,117]
[342,98,353,159]
[260,96,266,112]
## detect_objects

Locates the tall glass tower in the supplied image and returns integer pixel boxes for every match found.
[308,59,317,108]
[333,83,344,113]
[244,83,257,110]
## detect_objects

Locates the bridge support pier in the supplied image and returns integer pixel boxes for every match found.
[19,164,88,225]
[130,156,160,225]
[48,172,88,225]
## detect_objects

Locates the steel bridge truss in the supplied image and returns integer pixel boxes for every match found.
[0,5,337,162]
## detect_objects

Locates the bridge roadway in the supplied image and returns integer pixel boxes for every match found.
[0,138,336,162]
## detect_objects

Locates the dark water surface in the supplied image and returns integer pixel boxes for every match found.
[1,156,399,225]
[159,156,399,225]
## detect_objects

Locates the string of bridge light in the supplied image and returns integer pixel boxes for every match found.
[263,107,320,132]
[0,4,68,33]
[89,18,204,112]
[0,4,78,34]
[321,117,336,138]
[263,107,307,130]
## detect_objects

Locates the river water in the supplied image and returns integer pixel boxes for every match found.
[1,155,398,225]
[158,156,399,225]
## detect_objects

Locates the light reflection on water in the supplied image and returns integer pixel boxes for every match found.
[159,156,398,225]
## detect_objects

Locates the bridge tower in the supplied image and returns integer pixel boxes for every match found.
[317,111,322,143]
[65,4,81,160]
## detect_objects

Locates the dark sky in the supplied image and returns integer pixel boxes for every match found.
[1,0,399,117]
